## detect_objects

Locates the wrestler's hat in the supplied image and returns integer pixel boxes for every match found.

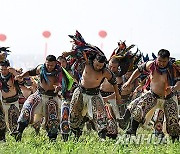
[68,30,86,44]
[0,47,11,53]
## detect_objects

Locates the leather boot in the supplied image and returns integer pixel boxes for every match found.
[11,122,27,142]
[0,128,6,142]
[171,136,179,143]
[126,118,140,135]
[118,109,131,130]
[72,128,82,141]
[98,129,107,141]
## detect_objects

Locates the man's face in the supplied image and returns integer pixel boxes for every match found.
[45,60,57,72]
[93,59,105,71]
[0,66,9,76]
[58,59,67,68]
[108,60,118,73]
[157,56,169,68]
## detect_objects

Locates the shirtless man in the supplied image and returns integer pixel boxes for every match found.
[100,57,122,138]
[101,57,137,130]
[0,60,22,141]
[57,56,76,141]
[122,49,180,142]
[69,54,121,140]
[14,55,62,141]
[117,70,139,130]
[100,57,121,120]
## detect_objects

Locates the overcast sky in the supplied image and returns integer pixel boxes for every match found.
[0,0,180,60]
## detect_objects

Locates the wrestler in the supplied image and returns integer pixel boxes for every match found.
[100,57,122,138]
[14,55,63,141]
[57,56,76,141]
[0,60,22,140]
[122,49,180,142]
[69,53,121,140]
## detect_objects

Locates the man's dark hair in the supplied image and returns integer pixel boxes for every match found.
[95,54,107,63]
[57,56,67,62]
[46,55,56,62]
[0,60,10,67]
[158,49,170,59]
[110,57,119,64]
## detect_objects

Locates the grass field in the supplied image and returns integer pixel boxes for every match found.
[1,127,180,154]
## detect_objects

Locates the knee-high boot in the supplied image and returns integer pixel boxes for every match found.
[171,136,179,143]
[0,128,6,142]
[118,109,131,130]
[126,118,140,135]
[12,122,27,141]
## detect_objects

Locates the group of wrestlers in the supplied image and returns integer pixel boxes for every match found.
[0,31,179,143]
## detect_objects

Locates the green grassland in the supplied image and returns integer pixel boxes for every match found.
[1,127,180,154]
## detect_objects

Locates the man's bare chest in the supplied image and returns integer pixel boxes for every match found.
[84,67,104,81]
[151,71,168,83]
[6,80,15,88]
[41,76,58,86]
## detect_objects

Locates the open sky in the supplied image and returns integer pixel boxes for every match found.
[0,0,180,60]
